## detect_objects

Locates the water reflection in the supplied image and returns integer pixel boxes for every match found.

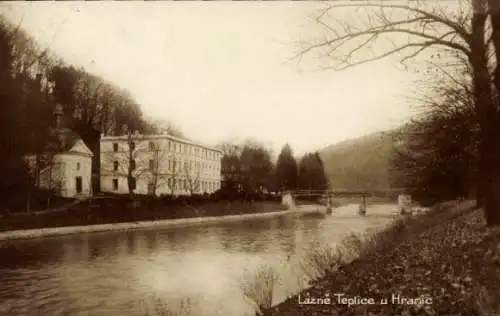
[0,204,397,316]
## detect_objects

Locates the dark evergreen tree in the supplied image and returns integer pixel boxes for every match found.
[298,152,328,191]
[276,144,298,191]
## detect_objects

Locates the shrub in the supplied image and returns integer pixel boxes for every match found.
[140,295,200,316]
[241,263,281,315]
[300,245,345,281]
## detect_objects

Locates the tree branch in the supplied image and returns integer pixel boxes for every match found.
[296,2,471,71]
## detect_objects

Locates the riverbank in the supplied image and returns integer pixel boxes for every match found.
[262,199,500,316]
[0,203,328,241]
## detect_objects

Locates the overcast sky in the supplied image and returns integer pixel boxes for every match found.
[1,1,425,155]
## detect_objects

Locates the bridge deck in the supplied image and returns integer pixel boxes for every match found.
[288,189,406,197]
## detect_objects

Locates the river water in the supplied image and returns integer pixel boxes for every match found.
[0,204,398,316]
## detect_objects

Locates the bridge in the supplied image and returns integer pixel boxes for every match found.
[281,188,409,215]
[286,188,408,199]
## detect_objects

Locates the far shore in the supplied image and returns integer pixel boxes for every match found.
[0,205,325,241]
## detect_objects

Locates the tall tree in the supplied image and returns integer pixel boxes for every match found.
[298,152,329,191]
[219,140,275,196]
[298,1,500,225]
[276,144,298,191]
[240,142,274,194]
[390,86,478,205]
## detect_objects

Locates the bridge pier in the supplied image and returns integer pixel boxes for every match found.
[326,195,333,214]
[358,194,367,215]
[281,192,295,210]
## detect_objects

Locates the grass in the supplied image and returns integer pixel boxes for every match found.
[298,216,409,284]
[140,294,208,316]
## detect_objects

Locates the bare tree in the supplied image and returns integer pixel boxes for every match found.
[184,160,202,195]
[147,142,171,196]
[102,132,152,195]
[41,153,64,208]
[144,117,185,138]
[297,0,500,225]
[24,134,65,209]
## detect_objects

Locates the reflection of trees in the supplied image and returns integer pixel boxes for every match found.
[126,232,137,256]
[87,236,102,261]
[145,232,159,253]
[217,218,298,256]
[0,240,63,269]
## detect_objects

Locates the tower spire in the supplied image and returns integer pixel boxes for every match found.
[53,103,63,129]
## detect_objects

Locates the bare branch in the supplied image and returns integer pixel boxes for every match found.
[322,3,470,41]
[295,2,471,72]
[316,41,455,72]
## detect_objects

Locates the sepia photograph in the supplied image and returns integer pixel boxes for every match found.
[0,0,499,315]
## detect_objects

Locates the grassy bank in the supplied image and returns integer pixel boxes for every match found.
[255,199,500,316]
[0,198,286,233]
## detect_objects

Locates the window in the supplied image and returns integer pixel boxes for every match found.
[130,142,135,151]
[183,179,187,190]
[149,141,155,151]
[149,159,154,170]
[130,177,136,190]
[76,162,81,170]
[168,141,172,151]
[113,161,119,171]
[148,183,154,195]
[113,143,118,152]
[130,160,136,170]
[168,178,172,188]
[75,176,82,193]
[112,179,118,190]
[168,159,172,171]
[184,161,188,171]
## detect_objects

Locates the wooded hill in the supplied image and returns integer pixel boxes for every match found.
[318,130,399,191]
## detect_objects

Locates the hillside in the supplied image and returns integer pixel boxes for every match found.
[318,130,399,191]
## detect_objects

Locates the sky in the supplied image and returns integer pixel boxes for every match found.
[0,1,426,155]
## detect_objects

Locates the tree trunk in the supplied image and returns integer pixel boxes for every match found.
[26,186,31,213]
[470,3,500,225]
[483,0,500,224]
[127,133,134,196]
[488,0,500,93]
[476,184,483,208]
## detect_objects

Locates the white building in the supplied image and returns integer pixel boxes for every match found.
[26,105,94,199]
[100,132,223,196]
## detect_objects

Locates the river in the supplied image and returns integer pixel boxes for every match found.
[0,204,398,316]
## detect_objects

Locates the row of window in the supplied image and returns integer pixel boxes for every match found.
[111,178,219,192]
[112,158,220,175]
[112,140,219,160]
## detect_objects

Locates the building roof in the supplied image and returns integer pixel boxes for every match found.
[57,128,82,152]
[43,127,92,156]
[101,132,222,153]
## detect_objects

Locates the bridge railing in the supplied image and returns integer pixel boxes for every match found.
[288,188,408,197]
